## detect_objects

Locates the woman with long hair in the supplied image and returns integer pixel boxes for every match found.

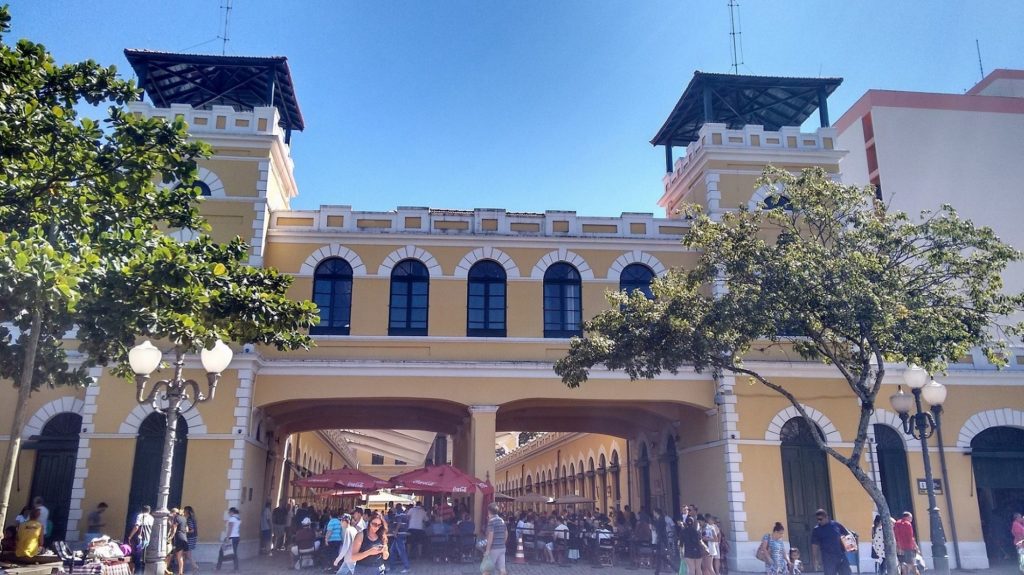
[680,516,707,575]
[350,513,389,575]
[757,522,790,575]
[871,515,885,575]
[184,506,199,574]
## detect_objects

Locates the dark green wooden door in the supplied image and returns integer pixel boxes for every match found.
[125,413,188,535]
[781,418,834,565]
[874,424,914,520]
[28,413,82,542]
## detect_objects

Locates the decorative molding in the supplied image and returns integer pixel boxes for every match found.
[297,243,368,277]
[376,245,442,277]
[607,251,668,280]
[453,248,521,278]
[764,404,842,443]
[868,409,910,448]
[118,403,208,435]
[22,396,85,439]
[956,408,1024,448]
[530,249,595,280]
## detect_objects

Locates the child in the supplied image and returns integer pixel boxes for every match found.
[789,548,803,575]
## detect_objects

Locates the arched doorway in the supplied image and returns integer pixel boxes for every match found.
[126,412,188,532]
[780,417,834,559]
[874,424,914,520]
[971,426,1024,564]
[28,412,82,542]
[638,443,651,512]
[610,451,622,510]
[665,435,681,516]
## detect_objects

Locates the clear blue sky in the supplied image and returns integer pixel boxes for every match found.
[10,1,1023,215]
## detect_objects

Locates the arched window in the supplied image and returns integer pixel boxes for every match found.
[127,413,188,530]
[389,259,429,336]
[467,260,507,337]
[543,263,582,338]
[311,257,353,335]
[176,181,212,197]
[619,263,655,299]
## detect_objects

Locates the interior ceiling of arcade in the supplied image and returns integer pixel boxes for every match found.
[266,398,700,464]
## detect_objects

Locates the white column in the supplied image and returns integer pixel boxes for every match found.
[66,367,103,543]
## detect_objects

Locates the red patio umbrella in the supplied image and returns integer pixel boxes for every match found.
[292,467,393,491]
[389,464,494,495]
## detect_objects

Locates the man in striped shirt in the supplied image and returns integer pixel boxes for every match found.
[483,503,507,575]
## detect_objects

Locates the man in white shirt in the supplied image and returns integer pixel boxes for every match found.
[406,503,429,559]
[126,505,154,573]
[333,514,359,575]
[32,497,49,537]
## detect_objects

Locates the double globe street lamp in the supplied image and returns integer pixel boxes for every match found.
[889,365,949,575]
[128,340,233,575]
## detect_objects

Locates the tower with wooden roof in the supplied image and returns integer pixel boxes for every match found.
[123,49,306,266]
[651,72,845,221]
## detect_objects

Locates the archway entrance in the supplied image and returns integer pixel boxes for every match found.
[28,412,82,542]
[125,413,188,532]
[781,417,833,560]
[971,426,1024,564]
[665,435,681,516]
[638,443,651,512]
[874,424,913,520]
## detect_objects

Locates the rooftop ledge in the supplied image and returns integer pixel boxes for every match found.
[128,102,289,143]
[270,207,691,240]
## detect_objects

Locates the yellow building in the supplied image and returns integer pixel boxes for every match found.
[2,52,1022,573]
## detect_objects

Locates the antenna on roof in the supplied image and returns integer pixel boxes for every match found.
[728,0,744,74]
[219,0,233,55]
[975,39,984,80]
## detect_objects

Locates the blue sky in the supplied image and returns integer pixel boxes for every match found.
[10,1,1024,215]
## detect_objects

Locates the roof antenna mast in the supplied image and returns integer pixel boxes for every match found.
[728,0,744,74]
[219,0,233,55]
[975,39,984,81]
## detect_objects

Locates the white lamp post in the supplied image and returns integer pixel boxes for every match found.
[889,365,949,575]
[128,340,233,575]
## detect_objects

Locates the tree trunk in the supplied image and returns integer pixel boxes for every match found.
[0,310,43,529]
[845,460,900,575]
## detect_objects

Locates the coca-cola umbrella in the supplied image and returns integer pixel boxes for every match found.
[389,464,494,495]
[292,467,393,491]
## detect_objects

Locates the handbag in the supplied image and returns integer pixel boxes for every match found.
[220,540,235,559]
[914,552,926,571]
[756,536,770,563]
[842,534,857,553]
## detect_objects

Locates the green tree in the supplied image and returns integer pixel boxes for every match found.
[555,166,1023,574]
[0,7,318,528]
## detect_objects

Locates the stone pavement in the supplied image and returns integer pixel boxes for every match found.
[204,552,688,575]
[197,553,1024,575]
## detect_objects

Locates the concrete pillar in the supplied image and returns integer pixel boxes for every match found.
[468,405,498,522]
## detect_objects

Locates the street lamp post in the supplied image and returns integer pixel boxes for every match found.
[128,340,233,575]
[889,365,950,575]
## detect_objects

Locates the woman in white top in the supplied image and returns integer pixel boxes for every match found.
[700,514,719,575]
[216,507,241,571]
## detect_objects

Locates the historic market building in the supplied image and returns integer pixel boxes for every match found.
[2,50,1022,571]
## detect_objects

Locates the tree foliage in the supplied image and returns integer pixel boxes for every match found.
[555,166,1023,572]
[0,6,318,526]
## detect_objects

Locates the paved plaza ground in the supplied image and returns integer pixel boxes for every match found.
[202,553,1023,575]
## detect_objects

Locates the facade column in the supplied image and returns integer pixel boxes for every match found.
[66,366,103,542]
[717,373,749,571]
[468,405,498,522]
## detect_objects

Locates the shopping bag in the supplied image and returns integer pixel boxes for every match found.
[220,540,235,559]
[480,554,495,573]
[679,557,688,575]
[914,552,927,572]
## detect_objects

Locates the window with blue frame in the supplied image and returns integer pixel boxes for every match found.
[543,262,582,338]
[619,263,655,299]
[311,258,353,335]
[389,259,429,336]
[467,260,507,337]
